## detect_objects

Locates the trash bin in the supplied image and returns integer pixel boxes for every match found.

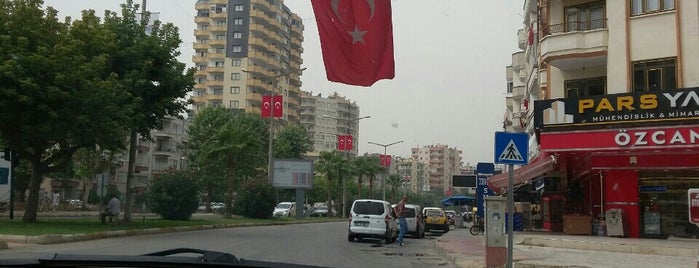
[605,209,626,237]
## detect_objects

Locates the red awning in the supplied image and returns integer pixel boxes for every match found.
[487,153,558,193]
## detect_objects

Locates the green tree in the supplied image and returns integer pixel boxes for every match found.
[273,124,312,160]
[147,169,199,220]
[187,107,267,218]
[387,174,404,203]
[352,155,381,199]
[315,151,351,216]
[232,178,276,219]
[102,0,194,222]
[72,147,120,207]
[0,0,132,222]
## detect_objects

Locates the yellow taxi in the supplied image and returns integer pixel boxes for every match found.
[422,207,449,233]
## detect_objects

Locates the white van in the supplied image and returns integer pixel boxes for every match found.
[348,199,398,243]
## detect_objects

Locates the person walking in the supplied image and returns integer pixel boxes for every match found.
[394,194,408,246]
[51,191,60,212]
[39,191,49,212]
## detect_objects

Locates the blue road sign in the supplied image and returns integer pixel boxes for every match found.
[494,132,529,165]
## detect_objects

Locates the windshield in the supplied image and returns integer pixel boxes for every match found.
[352,201,385,215]
[276,204,291,209]
[5,1,698,267]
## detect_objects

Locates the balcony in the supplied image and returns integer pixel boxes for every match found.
[207,66,224,73]
[513,85,525,100]
[192,56,207,64]
[195,16,209,24]
[517,28,527,50]
[208,39,226,46]
[208,25,227,33]
[208,80,224,87]
[193,43,208,50]
[208,52,225,59]
[540,19,608,70]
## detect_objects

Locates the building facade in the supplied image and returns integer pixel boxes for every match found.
[191,0,304,124]
[411,145,463,195]
[395,156,428,193]
[300,92,364,159]
[495,0,699,239]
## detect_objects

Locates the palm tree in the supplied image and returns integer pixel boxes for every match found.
[387,174,403,203]
[316,151,350,216]
[354,156,382,198]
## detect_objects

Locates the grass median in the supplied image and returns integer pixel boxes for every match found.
[0,216,343,236]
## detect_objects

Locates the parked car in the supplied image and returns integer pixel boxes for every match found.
[197,202,225,212]
[273,202,295,217]
[348,199,398,243]
[423,207,449,233]
[309,206,335,217]
[392,203,425,238]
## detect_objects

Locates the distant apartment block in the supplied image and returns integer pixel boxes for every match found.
[411,144,463,194]
[300,92,363,159]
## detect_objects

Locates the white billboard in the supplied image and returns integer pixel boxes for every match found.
[271,159,313,189]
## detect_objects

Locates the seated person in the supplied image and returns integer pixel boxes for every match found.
[101,194,121,223]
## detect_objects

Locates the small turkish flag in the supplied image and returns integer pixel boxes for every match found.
[261,95,272,118]
[385,155,392,167]
[379,154,386,166]
[337,135,346,151]
[272,95,283,118]
[345,135,353,150]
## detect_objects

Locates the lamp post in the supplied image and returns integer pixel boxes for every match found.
[244,68,307,181]
[368,140,404,200]
[323,114,370,218]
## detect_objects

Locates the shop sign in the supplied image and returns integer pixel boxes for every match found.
[540,125,699,151]
[534,87,699,130]
[689,189,699,226]
[640,185,666,193]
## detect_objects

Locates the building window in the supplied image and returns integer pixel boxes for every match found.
[214,61,224,67]
[232,45,242,52]
[213,75,224,81]
[231,86,240,94]
[565,77,606,98]
[230,100,239,108]
[233,32,242,39]
[231,73,241,80]
[231,59,241,66]
[233,18,243,25]
[565,1,605,32]
[633,58,676,92]
[234,4,243,12]
[631,0,674,16]
[216,34,225,40]
[215,47,225,54]
[213,88,223,95]
[506,81,513,94]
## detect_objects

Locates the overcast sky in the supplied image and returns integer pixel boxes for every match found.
[43,0,521,166]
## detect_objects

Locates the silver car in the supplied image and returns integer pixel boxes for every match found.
[348,199,398,243]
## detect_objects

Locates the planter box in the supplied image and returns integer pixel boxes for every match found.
[563,215,592,235]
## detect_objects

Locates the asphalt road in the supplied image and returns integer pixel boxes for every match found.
[0,221,457,268]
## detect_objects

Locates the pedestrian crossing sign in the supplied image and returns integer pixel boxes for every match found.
[494,132,529,165]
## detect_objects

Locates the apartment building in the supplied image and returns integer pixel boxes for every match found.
[497,0,699,239]
[395,156,428,193]
[191,0,304,124]
[411,145,463,195]
[300,92,364,159]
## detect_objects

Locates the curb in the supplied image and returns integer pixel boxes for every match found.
[0,219,343,246]
[433,237,484,268]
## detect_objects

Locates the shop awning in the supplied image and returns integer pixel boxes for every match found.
[487,153,558,193]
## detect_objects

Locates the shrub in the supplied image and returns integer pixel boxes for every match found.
[147,170,200,220]
[233,178,276,219]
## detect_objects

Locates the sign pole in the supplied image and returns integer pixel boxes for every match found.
[507,164,514,268]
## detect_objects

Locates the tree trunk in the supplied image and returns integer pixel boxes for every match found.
[81,176,94,210]
[123,130,138,222]
[206,183,213,212]
[224,153,234,219]
[22,157,46,222]
[325,177,332,218]
[357,175,363,199]
[368,176,374,199]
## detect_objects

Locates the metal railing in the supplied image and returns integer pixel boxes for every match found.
[542,19,607,37]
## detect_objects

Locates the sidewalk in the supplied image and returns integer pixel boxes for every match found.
[434,227,699,268]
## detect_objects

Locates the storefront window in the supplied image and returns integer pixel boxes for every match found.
[639,177,699,238]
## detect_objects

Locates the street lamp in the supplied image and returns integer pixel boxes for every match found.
[368,140,404,200]
[244,68,307,181]
[322,114,370,218]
